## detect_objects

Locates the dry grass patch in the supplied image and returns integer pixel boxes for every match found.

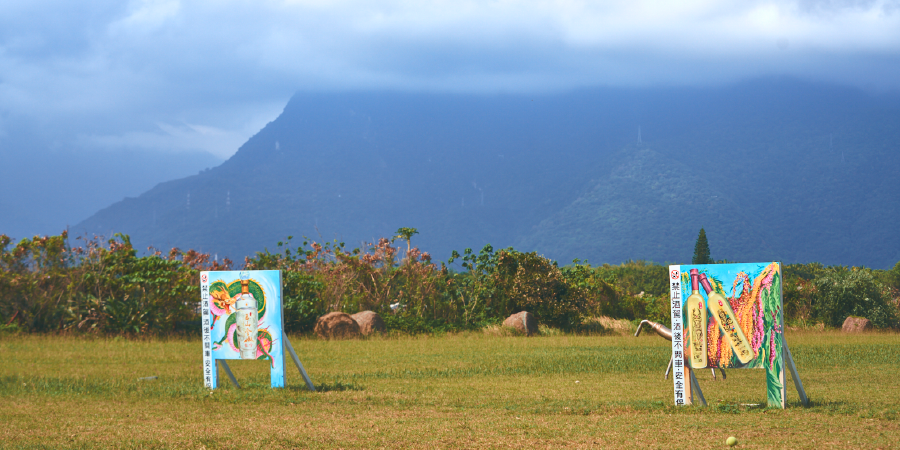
[582,316,636,335]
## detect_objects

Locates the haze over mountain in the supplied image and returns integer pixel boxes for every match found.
[72,79,900,269]
[5,1,900,267]
[0,143,222,239]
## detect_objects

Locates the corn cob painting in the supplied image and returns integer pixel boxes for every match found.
[675,262,785,407]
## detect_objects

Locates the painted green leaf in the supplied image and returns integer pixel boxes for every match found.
[213,313,236,345]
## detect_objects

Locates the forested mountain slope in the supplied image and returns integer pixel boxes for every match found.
[75,79,900,268]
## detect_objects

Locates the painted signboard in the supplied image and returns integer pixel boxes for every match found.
[200,270,285,389]
[669,262,786,407]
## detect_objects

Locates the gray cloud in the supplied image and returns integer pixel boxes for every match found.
[1,0,898,158]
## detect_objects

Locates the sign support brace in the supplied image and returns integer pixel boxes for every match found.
[285,336,316,391]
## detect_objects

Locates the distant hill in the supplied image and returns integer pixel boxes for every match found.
[521,81,900,268]
[0,146,222,239]
[74,79,900,268]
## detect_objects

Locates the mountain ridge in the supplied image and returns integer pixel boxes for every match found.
[74,79,900,268]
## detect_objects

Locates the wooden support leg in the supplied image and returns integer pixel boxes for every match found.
[218,360,241,389]
[783,340,809,407]
[683,365,692,405]
[688,366,707,407]
[284,336,316,391]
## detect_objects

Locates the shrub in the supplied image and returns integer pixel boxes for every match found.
[0,232,229,334]
[812,268,897,328]
[491,249,581,329]
[560,262,619,319]
[3,230,897,335]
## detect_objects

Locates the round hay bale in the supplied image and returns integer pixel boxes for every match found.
[315,312,361,339]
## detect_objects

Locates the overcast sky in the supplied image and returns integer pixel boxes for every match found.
[2,0,899,159]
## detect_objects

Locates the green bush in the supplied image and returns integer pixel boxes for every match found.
[560,262,619,319]
[812,268,897,328]
[587,260,670,325]
[0,232,227,334]
[783,264,898,329]
[491,249,581,329]
[782,263,827,325]
[888,261,900,292]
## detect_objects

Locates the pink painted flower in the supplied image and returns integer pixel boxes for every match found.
[751,307,763,354]
[256,334,277,368]
[768,328,777,369]
[755,279,765,354]
[226,323,239,352]
[762,271,774,293]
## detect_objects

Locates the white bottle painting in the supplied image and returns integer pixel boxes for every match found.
[235,271,259,359]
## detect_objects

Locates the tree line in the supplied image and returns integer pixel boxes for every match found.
[1,230,898,335]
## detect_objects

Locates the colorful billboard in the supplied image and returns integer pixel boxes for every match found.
[669,262,785,407]
[200,270,285,389]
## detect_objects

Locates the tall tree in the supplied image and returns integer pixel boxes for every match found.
[693,228,713,264]
[395,227,419,252]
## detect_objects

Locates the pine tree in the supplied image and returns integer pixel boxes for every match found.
[692,228,712,264]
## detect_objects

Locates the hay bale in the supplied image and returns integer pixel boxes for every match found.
[314,312,361,339]
[350,311,386,336]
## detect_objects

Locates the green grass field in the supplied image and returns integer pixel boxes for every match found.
[2,330,898,449]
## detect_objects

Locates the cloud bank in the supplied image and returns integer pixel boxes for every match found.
[1,0,898,157]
